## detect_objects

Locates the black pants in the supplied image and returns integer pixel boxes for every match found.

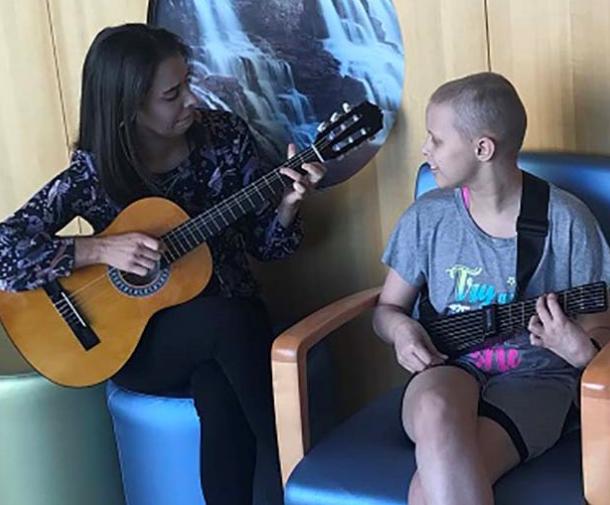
[113,293,283,505]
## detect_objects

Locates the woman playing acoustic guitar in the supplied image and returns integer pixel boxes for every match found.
[0,23,325,505]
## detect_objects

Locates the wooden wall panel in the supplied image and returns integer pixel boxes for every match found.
[0,1,68,373]
[488,0,610,154]
[47,0,148,147]
[376,0,490,245]
[0,1,68,220]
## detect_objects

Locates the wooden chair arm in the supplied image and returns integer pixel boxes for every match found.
[271,287,381,484]
[581,344,610,505]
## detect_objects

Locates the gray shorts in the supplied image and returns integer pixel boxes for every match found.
[451,359,578,462]
[403,347,580,462]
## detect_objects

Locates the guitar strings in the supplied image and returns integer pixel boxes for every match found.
[423,286,603,337]
[428,295,604,346]
[162,140,334,251]
[161,113,370,251]
[423,291,604,341]
[49,131,358,319]
[423,291,606,350]
[64,140,329,303]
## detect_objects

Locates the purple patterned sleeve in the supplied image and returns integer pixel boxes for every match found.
[0,157,92,292]
[232,116,304,261]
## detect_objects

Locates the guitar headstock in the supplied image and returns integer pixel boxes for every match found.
[314,101,383,161]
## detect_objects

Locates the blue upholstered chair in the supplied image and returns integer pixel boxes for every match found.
[106,382,204,505]
[271,153,610,505]
[106,331,335,505]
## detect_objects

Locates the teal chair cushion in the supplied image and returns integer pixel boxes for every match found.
[0,374,124,505]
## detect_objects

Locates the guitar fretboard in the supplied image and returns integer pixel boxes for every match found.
[158,143,321,266]
[421,282,607,356]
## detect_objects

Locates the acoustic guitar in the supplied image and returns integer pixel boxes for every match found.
[0,101,383,387]
[420,281,608,357]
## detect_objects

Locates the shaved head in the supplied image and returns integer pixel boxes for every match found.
[430,72,527,159]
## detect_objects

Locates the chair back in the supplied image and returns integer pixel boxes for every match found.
[414,152,610,241]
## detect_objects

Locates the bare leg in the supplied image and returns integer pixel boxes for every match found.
[408,472,426,505]
[407,417,519,504]
[402,367,519,505]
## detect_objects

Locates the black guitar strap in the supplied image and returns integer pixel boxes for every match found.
[515,171,550,300]
[418,171,550,317]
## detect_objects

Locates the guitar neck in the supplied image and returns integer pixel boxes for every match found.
[153,100,383,264]
[422,282,608,356]
[159,144,321,263]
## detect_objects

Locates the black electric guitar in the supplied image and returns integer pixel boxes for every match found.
[420,281,608,357]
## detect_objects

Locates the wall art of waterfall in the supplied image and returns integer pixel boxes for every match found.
[150,0,404,186]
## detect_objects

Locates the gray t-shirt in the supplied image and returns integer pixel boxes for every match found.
[382,185,610,374]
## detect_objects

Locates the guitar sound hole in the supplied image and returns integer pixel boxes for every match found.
[120,262,161,287]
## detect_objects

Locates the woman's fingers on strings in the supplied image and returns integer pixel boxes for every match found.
[293,181,308,195]
[127,260,148,277]
[280,166,314,197]
[279,166,302,181]
[133,232,160,251]
[301,162,326,184]
[135,255,157,270]
[137,244,162,261]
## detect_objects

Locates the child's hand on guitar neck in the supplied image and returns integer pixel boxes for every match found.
[392,318,448,373]
[528,292,598,368]
[75,233,162,276]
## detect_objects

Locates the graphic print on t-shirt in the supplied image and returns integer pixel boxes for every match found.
[445,264,521,372]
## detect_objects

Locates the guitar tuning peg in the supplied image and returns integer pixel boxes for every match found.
[317,121,329,132]
[340,124,347,131]
[342,102,352,113]
[331,112,341,123]
[348,136,354,144]
[360,128,367,136]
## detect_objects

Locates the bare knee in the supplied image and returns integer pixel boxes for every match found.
[408,388,476,441]
[402,368,479,443]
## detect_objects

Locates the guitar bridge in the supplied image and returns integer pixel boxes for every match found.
[44,281,100,350]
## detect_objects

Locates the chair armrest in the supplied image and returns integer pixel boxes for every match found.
[271,287,381,484]
[581,343,610,505]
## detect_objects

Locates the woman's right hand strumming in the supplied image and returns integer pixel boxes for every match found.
[74,233,162,276]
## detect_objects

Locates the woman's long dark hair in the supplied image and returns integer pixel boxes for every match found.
[76,23,190,206]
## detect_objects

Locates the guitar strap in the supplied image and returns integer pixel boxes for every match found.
[515,171,550,300]
[418,171,550,318]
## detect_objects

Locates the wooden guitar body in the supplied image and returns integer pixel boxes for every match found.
[0,101,384,388]
[0,197,213,387]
